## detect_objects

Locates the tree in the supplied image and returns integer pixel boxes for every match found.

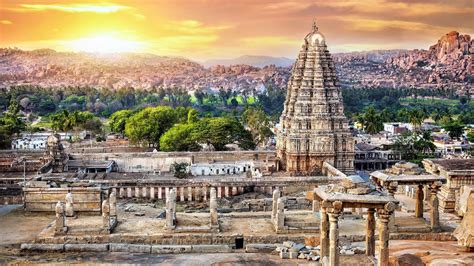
[159,123,200,151]
[109,109,134,134]
[362,107,383,134]
[191,117,255,150]
[442,120,465,140]
[408,109,426,132]
[187,109,199,124]
[124,106,178,147]
[242,106,274,146]
[171,162,189,179]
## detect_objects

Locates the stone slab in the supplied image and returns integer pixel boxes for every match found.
[191,244,233,253]
[109,243,151,253]
[64,244,109,252]
[151,245,192,254]
[245,244,276,253]
[20,243,64,251]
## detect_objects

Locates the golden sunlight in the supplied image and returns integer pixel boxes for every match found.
[64,35,144,53]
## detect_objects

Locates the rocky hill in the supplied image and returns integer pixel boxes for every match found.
[203,55,293,68]
[0,31,472,94]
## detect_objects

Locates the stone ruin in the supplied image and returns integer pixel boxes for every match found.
[65,192,74,217]
[209,187,219,231]
[165,188,177,230]
[454,185,474,251]
[54,201,67,235]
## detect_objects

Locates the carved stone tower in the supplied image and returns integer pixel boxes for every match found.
[276,21,355,175]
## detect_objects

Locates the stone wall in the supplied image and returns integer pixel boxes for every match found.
[70,151,276,173]
[24,187,104,212]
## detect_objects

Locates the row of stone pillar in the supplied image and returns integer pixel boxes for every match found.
[113,185,284,201]
[164,187,219,231]
[320,201,395,266]
[386,181,441,232]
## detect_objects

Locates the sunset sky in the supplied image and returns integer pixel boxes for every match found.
[0,0,473,60]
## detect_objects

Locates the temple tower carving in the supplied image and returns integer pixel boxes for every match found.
[276,21,355,175]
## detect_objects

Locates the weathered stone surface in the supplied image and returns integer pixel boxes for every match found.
[64,244,109,252]
[109,243,151,253]
[20,243,64,251]
[245,244,276,253]
[151,245,192,254]
[191,244,232,253]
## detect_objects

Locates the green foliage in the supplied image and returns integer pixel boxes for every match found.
[442,119,465,140]
[171,162,190,179]
[50,110,102,133]
[242,106,274,145]
[191,117,255,150]
[124,106,178,147]
[357,106,384,134]
[109,109,134,134]
[160,123,200,151]
[393,131,436,164]
[0,106,26,148]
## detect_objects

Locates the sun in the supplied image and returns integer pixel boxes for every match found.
[65,34,144,53]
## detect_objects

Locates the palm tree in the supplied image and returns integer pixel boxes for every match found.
[409,109,426,132]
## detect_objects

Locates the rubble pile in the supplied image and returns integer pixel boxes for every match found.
[276,241,366,261]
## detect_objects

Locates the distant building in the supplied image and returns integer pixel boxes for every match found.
[383,123,411,135]
[190,162,253,176]
[354,143,402,171]
[11,137,46,150]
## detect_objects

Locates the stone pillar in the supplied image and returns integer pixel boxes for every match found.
[415,184,424,218]
[55,201,66,234]
[328,201,343,266]
[224,186,229,197]
[65,192,74,217]
[188,187,193,201]
[119,187,125,198]
[203,187,207,201]
[109,191,117,218]
[429,182,441,232]
[217,187,222,198]
[150,187,155,200]
[232,186,237,196]
[165,187,170,199]
[210,188,218,229]
[180,187,185,202]
[142,187,147,198]
[238,187,244,194]
[275,197,285,232]
[312,200,319,213]
[102,199,110,230]
[135,187,140,198]
[387,181,398,231]
[365,208,375,256]
[158,187,163,199]
[271,188,280,221]
[320,206,329,259]
[377,202,396,266]
[165,188,177,230]
[127,187,132,198]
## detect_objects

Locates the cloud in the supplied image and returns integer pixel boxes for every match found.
[0,20,13,25]
[16,3,130,13]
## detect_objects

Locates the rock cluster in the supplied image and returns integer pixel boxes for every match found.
[276,241,366,261]
[384,161,424,175]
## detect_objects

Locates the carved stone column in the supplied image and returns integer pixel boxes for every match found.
[55,201,66,234]
[429,182,442,232]
[102,199,110,230]
[275,197,286,232]
[165,188,177,230]
[210,187,218,229]
[320,205,329,259]
[109,191,117,218]
[65,192,74,217]
[387,181,398,231]
[271,188,280,221]
[366,208,375,256]
[328,201,343,266]
[377,202,396,266]
[415,184,424,218]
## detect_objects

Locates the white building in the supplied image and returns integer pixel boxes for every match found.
[190,162,254,176]
[11,137,47,150]
[383,123,412,135]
